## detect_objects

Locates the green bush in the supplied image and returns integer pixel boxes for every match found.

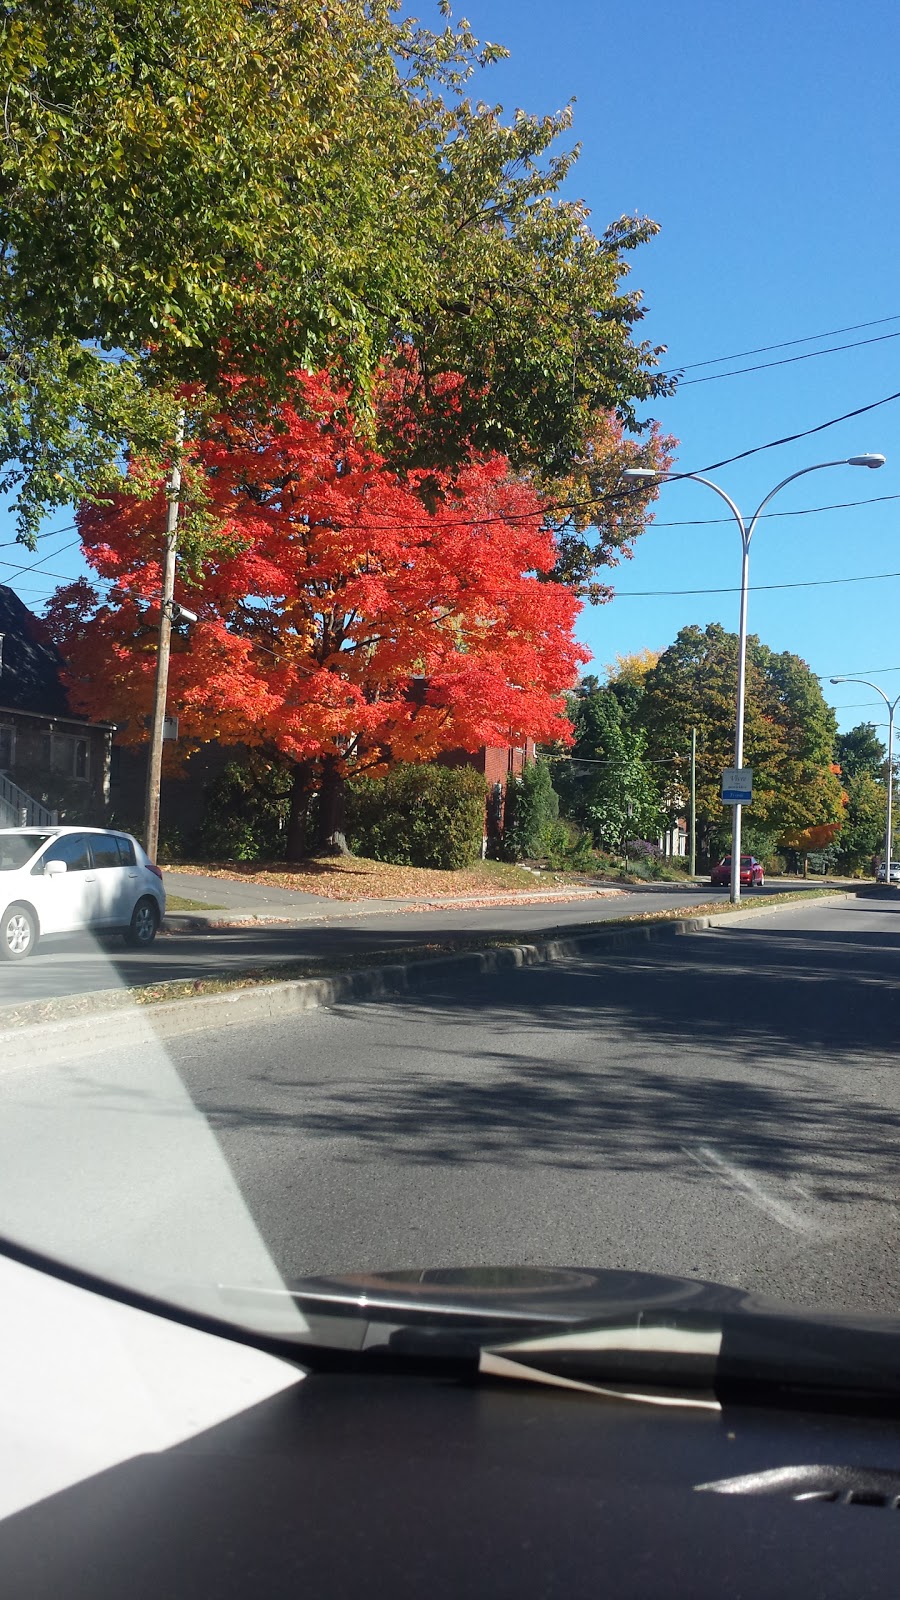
[502,759,560,860]
[538,818,597,871]
[347,763,487,870]
[198,756,292,861]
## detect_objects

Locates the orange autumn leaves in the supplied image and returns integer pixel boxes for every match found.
[48,372,588,774]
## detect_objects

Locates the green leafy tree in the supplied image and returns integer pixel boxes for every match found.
[1,0,673,543]
[754,642,843,843]
[199,756,293,861]
[555,676,662,849]
[835,723,887,781]
[502,759,560,860]
[640,624,842,863]
[834,771,887,875]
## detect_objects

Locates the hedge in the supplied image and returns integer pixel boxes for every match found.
[347,763,487,870]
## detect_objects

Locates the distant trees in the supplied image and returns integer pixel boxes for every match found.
[832,723,889,873]
[553,675,663,851]
[834,723,887,782]
[552,625,845,866]
[638,625,843,862]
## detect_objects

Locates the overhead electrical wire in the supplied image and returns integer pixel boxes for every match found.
[3,348,899,558]
[652,491,900,527]
[0,522,80,551]
[676,328,900,386]
[818,665,900,679]
[670,312,900,372]
[613,568,900,599]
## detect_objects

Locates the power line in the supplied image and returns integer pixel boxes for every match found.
[829,701,892,713]
[11,391,900,548]
[693,388,900,475]
[818,666,900,679]
[671,312,900,373]
[614,567,900,599]
[653,490,900,528]
[0,522,80,550]
[0,540,86,580]
[677,328,900,386]
[546,753,681,766]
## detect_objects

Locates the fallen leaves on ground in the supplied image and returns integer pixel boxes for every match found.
[169,856,591,901]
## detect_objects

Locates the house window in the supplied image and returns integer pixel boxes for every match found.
[0,724,13,771]
[45,733,91,780]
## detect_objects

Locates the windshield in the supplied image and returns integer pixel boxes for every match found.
[0,834,51,871]
[0,0,898,1464]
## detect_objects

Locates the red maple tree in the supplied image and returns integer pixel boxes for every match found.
[48,371,588,853]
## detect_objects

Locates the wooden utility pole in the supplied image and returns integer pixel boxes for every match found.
[143,411,185,862]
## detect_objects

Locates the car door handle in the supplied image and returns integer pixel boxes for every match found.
[84,875,96,883]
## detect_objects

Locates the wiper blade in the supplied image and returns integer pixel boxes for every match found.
[216,1272,900,1409]
[481,1322,722,1412]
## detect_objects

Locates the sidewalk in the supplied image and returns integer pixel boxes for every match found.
[162,868,625,930]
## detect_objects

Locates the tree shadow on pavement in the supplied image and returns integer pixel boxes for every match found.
[193,911,900,1201]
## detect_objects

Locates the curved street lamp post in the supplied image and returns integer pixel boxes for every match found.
[624,454,886,903]
[830,676,900,884]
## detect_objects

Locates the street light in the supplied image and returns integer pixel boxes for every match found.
[830,676,900,883]
[623,453,886,903]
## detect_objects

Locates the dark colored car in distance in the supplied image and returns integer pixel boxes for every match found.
[710,854,764,888]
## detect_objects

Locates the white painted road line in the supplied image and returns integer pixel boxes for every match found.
[683,1143,821,1234]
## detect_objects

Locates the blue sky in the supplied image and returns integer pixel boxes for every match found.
[3,0,899,736]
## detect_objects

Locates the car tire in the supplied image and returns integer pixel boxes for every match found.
[125,897,160,948]
[0,903,37,961]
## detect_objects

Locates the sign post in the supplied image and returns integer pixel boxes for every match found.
[721,769,753,905]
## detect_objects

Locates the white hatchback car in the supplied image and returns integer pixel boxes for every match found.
[0,827,166,961]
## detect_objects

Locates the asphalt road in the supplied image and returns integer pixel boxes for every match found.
[0,877,847,1005]
[2,892,899,1321]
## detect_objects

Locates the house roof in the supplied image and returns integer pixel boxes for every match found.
[0,585,73,716]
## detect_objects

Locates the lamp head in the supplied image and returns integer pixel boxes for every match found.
[846,453,886,469]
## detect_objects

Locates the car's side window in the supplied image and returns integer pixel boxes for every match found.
[90,835,122,870]
[34,835,92,873]
[115,836,137,867]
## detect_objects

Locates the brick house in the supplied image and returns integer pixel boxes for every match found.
[0,585,113,826]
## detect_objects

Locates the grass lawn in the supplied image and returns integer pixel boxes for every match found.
[170,856,591,902]
[164,894,226,911]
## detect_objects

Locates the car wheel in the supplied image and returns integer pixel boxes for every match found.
[125,897,160,948]
[0,903,37,961]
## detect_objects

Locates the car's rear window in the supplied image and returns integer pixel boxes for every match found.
[115,836,137,866]
[0,834,51,871]
[91,836,122,870]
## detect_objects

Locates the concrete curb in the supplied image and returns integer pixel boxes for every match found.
[4,890,858,1061]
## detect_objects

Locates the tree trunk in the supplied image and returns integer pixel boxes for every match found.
[285,761,314,862]
[316,756,349,855]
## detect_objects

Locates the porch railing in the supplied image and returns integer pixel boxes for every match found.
[0,772,56,828]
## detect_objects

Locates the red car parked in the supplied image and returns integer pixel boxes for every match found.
[710,854,764,887]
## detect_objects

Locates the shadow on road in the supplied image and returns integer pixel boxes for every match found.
[184,902,900,1203]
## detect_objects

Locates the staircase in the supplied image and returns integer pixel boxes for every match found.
[0,773,56,829]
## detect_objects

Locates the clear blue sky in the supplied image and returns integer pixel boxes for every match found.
[3,0,899,736]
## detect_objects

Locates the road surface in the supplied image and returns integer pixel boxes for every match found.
[1,892,898,1320]
[0,877,848,1005]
